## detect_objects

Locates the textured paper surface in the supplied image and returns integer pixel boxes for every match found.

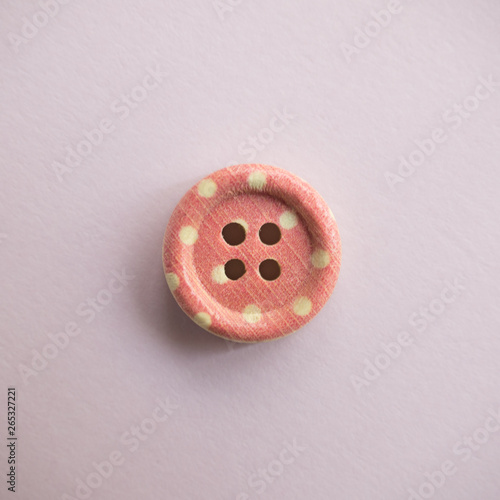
[1,1,499,499]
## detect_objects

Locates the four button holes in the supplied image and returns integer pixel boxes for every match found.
[222,222,282,281]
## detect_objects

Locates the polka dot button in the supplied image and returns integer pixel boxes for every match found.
[162,164,341,342]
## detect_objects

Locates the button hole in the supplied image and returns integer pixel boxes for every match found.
[259,259,281,281]
[224,259,246,280]
[222,222,246,246]
[259,223,281,245]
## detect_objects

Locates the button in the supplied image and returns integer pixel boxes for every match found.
[162,164,341,342]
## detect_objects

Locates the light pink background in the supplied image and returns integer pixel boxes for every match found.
[1,1,499,499]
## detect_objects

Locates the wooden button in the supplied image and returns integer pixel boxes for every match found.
[163,164,341,342]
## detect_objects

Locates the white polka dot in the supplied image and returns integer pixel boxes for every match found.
[279,211,298,229]
[248,171,267,190]
[179,226,198,245]
[198,178,217,198]
[243,304,262,324]
[211,265,228,284]
[233,218,249,231]
[311,250,330,269]
[165,272,180,291]
[193,312,211,329]
[293,296,312,316]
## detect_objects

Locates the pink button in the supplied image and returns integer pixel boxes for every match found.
[163,164,341,342]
